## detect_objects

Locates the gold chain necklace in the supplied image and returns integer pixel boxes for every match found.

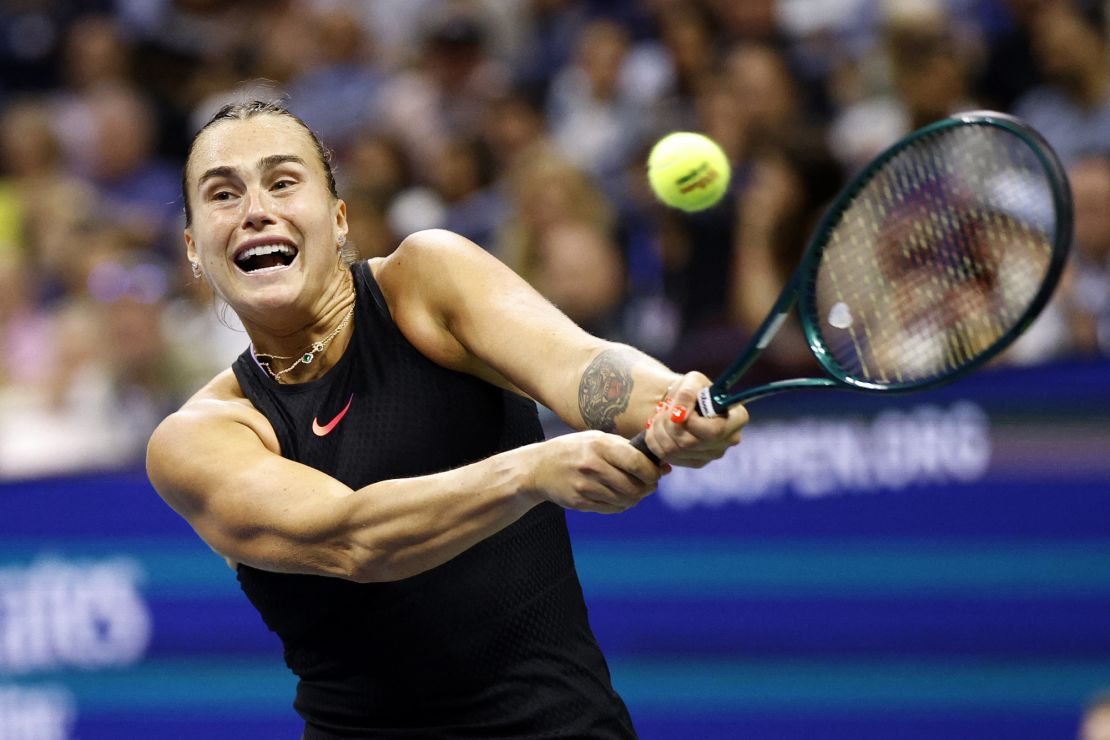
[254,303,355,381]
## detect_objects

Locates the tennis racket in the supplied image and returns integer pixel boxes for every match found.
[632,111,1072,463]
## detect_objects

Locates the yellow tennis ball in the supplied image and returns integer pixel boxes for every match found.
[647,132,731,212]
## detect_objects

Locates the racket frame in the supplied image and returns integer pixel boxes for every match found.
[698,111,1073,417]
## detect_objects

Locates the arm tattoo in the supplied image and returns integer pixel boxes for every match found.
[578,348,635,432]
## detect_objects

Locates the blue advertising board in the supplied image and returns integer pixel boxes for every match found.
[1,358,1108,739]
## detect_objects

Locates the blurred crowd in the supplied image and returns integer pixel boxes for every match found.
[1,0,1108,479]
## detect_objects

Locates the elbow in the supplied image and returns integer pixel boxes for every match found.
[328,537,402,584]
[345,560,410,585]
[316,537,381,584]
[333,535,442,584]
[303,499,431,583]
[344,557,386,584]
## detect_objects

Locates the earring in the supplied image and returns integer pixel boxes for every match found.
[190,259,202,279]
[337,234,347,249]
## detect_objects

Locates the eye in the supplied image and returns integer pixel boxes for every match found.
[272,179,296,191]
[211,189,235,202]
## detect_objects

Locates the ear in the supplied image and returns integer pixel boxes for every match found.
[184,228,197,263]
[334,199,348,244]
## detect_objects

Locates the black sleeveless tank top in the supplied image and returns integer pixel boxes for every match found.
[231,261,635,739]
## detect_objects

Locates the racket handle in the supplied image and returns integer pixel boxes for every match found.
[696,387,726,417]
[629,430,660,465]
[630,388,722,465]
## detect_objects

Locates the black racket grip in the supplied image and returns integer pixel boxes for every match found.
[629,430,660,465]
[628,388,724,467]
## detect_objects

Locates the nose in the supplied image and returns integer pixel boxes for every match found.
[241,189,276,231]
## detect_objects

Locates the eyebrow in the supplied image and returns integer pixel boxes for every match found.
[197,155,309,187]
[260,154,308,172]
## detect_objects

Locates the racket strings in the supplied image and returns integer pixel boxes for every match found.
[813,125,1055,386]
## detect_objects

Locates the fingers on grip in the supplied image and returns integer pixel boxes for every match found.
[629,430,661,466]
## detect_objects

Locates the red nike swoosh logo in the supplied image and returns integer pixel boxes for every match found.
[312,394,354,437]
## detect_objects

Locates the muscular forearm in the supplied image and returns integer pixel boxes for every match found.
[328,427,659,582]
[332,446,542,582]
[151,370,662,589]
[576,344,679,437]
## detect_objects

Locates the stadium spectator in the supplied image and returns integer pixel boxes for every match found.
[638,4,720,136]
[828,0,978,171]
[0,98,96,285]
[0,255,54,389]
[495,149,616,283]
[725,41,806,151]
[480,87,555,176]
[514,0,594,96]
[0,234,180,478]
[285,4,385,150]
[375,8,510,171]
[0,0,1104,478]
[533,218,627,340]
[1064,153,1110,355]
[79,84,182,258]
[431,136,507,248]
[341,131,413,205]
[1013,0,1110,165]
[973,0,1045,111]
[546,19,651,193]
[726,132,842,381]
[49,14,136,176]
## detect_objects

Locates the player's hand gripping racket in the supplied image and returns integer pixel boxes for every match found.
[632,111,1072,464]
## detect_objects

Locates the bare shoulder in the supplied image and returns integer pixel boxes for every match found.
[370,230,497,370]
[154,368,276,447]
[370,229,603,403]
[146,369,278,507]
[373,228,489,296]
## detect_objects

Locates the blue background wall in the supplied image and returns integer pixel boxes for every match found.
[1,358,1108,739]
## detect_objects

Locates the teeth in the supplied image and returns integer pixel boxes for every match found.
[236,243,296,262]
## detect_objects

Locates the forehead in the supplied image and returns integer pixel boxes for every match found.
[186,114,323,184]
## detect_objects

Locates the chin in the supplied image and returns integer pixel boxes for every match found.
[226,269,308,314]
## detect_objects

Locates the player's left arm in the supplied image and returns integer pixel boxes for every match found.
[373,229,747,465]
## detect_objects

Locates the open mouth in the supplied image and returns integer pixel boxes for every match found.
[234,242,298,274]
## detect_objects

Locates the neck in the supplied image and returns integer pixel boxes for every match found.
[247,270,357,383]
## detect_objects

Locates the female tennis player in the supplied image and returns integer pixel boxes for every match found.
[146,101,747,739]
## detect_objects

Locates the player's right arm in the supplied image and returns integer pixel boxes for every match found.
[146,371,659,584]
